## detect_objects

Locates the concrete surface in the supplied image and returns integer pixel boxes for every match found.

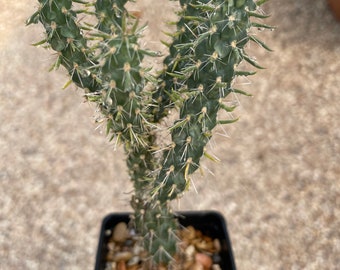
[0,0,339,269]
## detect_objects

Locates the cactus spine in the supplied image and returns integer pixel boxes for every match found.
[28,0,271,267]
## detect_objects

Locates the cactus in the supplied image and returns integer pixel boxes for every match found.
[27,0,272,267]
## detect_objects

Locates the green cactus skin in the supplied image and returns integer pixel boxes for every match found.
[154,0,265,201]
[145,0,272,263]
[27,0,271,267]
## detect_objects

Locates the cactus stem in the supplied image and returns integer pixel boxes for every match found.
[28,0,272,266]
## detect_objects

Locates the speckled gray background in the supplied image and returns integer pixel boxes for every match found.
[1,1,339,269]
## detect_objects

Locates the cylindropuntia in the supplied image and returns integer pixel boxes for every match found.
[27,0,272,267]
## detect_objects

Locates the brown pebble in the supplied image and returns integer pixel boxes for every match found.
[106,250,115,262]
[117,261,126,270]
[195,239,214,252]
[212,264,222,270]
[127,265,138,270]
[195,253,213,269]
[182,226,196,242]
[189,262,204,270]
[107,241,115,251]
[113,251,133,262]
[113,222,129,243]
[127,256,139,266]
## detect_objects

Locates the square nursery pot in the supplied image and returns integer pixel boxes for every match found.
[95,211,236,270]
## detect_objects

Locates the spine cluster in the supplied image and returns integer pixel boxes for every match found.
[28,0,271,267]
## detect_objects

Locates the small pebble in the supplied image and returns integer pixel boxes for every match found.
[127,265,138,270]
[182,226,196,242]
[189,262,204,270]
[106,250,115,262]
[195,239,214,252]
[212,264,222,270]
[127,256,140,266]
[113,251,133,262]
[185,245,196,259]
[105,224,223,270]
[107,242,115,251]
[132,244,143,255]
[113,222,129,243]
[117,261,126,270]
[195,253,213,269]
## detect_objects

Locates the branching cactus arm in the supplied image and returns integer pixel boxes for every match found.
[27,0,175,266]
[27,0,100,91]
[153,0,272,202]
[148,0,272,263]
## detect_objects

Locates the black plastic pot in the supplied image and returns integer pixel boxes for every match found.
[95,211,236,270]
